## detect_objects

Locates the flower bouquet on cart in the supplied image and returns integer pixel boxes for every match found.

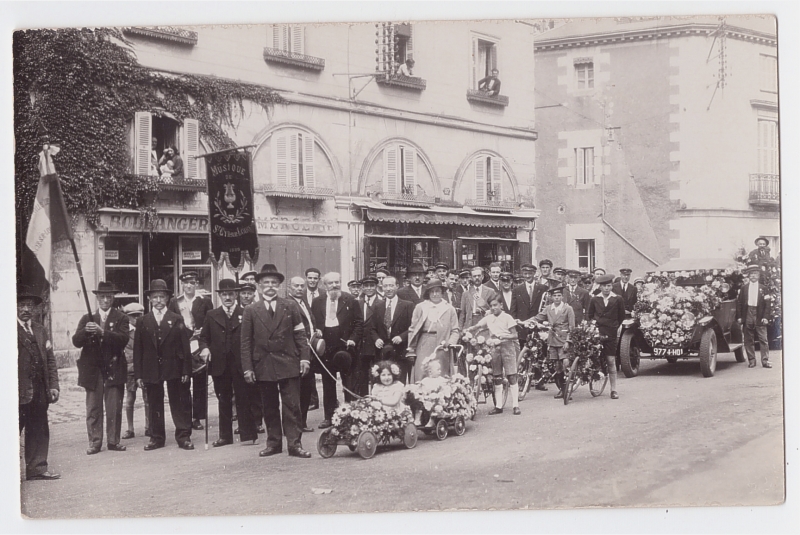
[404,370,477,425]
[460,331,498,385]
[567,320,605,382]
[329,397,413,446]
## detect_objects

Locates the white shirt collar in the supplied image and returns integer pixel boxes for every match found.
[18,319,31,330]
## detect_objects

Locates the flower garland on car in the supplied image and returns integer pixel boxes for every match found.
[460,331,500,384]
[329,397,413,444]
[404,373,477,421]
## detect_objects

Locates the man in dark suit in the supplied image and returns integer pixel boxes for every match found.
[586,274,626,400]
[312,272,363,429]
[512,263,548,367]
[564,269,591,324]
[498,272,519,318]
[304,267,325,307]
[460,267,498,330]
[397,263,426,305]
[241,264,312,458]
[369,276,415,382]
[134,279,194,450]
[737,264,771,368]
[355,275,383,397]
[168,271,214,431]
[287,276,319,432]
[612,268,638,316]
[445,269,463,316]
[747,237,774,267]
[72,282,130,454]
[198,279,258,447]
[478,68,502,96]
[18,288,60,480]
[485,262,503,293]
[236,282,265,434]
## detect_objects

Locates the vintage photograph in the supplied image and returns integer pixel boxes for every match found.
[12,10,785,522]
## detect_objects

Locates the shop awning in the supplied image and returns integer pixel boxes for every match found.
[365,233,442,240]
[458,236,520,242]
[360,203,538,229]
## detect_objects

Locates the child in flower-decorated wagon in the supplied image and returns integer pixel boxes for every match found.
[465,295,521,415]
[370,361,407,411]
[411,357,449,425]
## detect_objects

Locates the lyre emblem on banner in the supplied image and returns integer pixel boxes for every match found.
[213,182,249,224]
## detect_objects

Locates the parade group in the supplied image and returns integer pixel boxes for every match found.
[17,237,779,479]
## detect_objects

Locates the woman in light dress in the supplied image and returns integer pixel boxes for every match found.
[407,280,460,382]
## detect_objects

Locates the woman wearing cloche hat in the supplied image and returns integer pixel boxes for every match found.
[406,279,460,382]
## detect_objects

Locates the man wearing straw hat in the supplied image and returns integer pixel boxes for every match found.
[134,279,194,451]
[18,286,61,480]
[72,281,130,454]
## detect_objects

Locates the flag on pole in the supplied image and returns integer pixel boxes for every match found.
[25,144,73,283]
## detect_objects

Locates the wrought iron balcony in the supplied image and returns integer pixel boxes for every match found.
[749,173,780,209]
[464,197,518,213]
[466,89,509,107]
[263,47,326,71]
[261,183,334,200]
[125,27,198,45]
[375,72,427,91]
[378,190,435,207]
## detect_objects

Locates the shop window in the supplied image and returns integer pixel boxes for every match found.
[575,59,594,90]
[180,236,214,297]
[144,234,177,295]
[383,144,416,196]
[410,240,432,270]
[270,25,304,55]
[576,239,596,272]
[471,36,498,90]
[575,147,595,186]
[103,236,141,307]
[758,120,779,176]
[760,54,777,93]
[272,131,316,189]
[461,242,514,273]
[133,112,200,179]
[369,239,391,273]
[473,155,502,203]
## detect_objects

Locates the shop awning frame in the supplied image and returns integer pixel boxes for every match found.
[365,233,442,240]
[358,202,538,229]
[457,236,521,242]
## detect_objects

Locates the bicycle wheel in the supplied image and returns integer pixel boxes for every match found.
[589,368,609,397]
[564,358,579,406]
[472,373,484,405]
[517,351,532,402]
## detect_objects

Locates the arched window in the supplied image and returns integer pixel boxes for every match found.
[383,143,416,195]
[271,130,316,189]
[472,154,503,203]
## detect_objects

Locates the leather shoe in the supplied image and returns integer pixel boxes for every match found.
[554,391,564,399]
[288,447,312,458]
[107,443,127,452]
[144,442,165,451]
[121,430,135,440]
[259,446,282,457]
[192,420,204,431]
[748,361,757,368]
[318,420,332,429]
[178,441,195,450]
[212,439,232,448]
[610,391,619,400]
[26,471,60,481]
[512,407,521,415]
[256,425,266,434]
[145,429,152,437]
[763,362,773,368]
[488,408,503,415]
[535,384,548,391]
[86,446,101,455]
[301,426,314,433]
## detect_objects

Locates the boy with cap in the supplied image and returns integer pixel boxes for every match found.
[122,303,149,440]
[564,269,591,324]
[498,272,518,317]
[586,274,625,399]
[530,286,575,398]
[435,263,450,283]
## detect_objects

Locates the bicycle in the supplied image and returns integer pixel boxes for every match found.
[516,319,558,401]
[562,353,609,406]
[460,331,508,410]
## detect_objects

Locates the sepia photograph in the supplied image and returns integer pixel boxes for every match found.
[4,1,798,532]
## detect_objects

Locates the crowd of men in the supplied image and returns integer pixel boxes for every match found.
[17,241,777,478]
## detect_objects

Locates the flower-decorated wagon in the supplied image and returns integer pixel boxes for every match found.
[404,370,477,440]
[620,258,746,378]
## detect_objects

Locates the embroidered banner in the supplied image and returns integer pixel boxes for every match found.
[206,151,258,271]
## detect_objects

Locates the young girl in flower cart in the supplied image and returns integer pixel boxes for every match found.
[465,295,521,415]
[411,357,449,426]
[370,361,407,411]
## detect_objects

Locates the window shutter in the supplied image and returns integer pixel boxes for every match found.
[403,146,416,194]
[490,44,498,72]
[183,118,200,180]
[272,132,289,187]
[490,157,502,199]
[289,133,300,187]
[587,147,596,184]
[474,157,486,203]
[472,38,479,89]
[406,25,414,60]
[291,25,304,55]
[134,112,152,176]
[575,148,585,185]
[384,145,398,194]
[303,133,315,188]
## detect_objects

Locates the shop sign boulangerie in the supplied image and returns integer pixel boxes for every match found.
[205,150,259,271]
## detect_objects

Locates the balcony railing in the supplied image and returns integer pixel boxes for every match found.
[125,27,198,45]
[261,183,334,200]
[466,89,510,107]
[375,73,427,91]
[378,190,435,207]
[464,198,518,213]
[263,47,326,71]
[155,174,206,192]
[749,173,780,208]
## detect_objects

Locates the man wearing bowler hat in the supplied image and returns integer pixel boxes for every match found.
[199,279,259,447]
[241,264,312,458]
[72,281,130,454]
[737,264,772,368]
[612,268,638,316]
[312,272,364,428]
[397,263,426,305]
[134,279,194,450]
[168,271,214,431]
[18,286,61,480]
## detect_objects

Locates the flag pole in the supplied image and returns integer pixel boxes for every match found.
[52,174,93,317]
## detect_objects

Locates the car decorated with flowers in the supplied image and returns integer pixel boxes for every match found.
[619,258,746,378]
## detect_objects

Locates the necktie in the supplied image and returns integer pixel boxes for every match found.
[24,322,33,336]
[327,299,336,323]
[225,307,232,318]
[384,300,392,330]
[154,312,162,325]
[267,300,275,318]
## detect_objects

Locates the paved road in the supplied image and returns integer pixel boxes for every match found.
[20,351,784,519]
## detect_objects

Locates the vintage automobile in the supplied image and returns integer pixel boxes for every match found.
[619,258,745,378]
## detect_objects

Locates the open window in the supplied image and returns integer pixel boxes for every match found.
[473,155,502,204]
[133,112,199,179]
[383,144,417,196]
[271,131,316,189]
[471,37,498,90]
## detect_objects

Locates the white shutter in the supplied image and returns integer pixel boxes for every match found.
[272,132,289,187]
[271,25,281,49]
[474,157,486,203]
[282,25,290,52]
[575,148,585,185]
[472,38,479,89]
[588,147,596,184]
[289,133,300,187]
[403,146,416,194]
[383,146,398,194]
[303,133,315,188]
[490,44,498,72]
[291,26,304,55]
[490,156,502,199]
[134,111,152,176]
[183,118,200,180]
[406,25,413,60]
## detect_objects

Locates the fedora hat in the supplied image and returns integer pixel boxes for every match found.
[17,285,43,305]
[145,279,173,296]
[216,278,239,292]
[308,332,326,356]
[92,281,120,295]
[421,279,445,300]
[254,263,285,284]
[406,263,426,275]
